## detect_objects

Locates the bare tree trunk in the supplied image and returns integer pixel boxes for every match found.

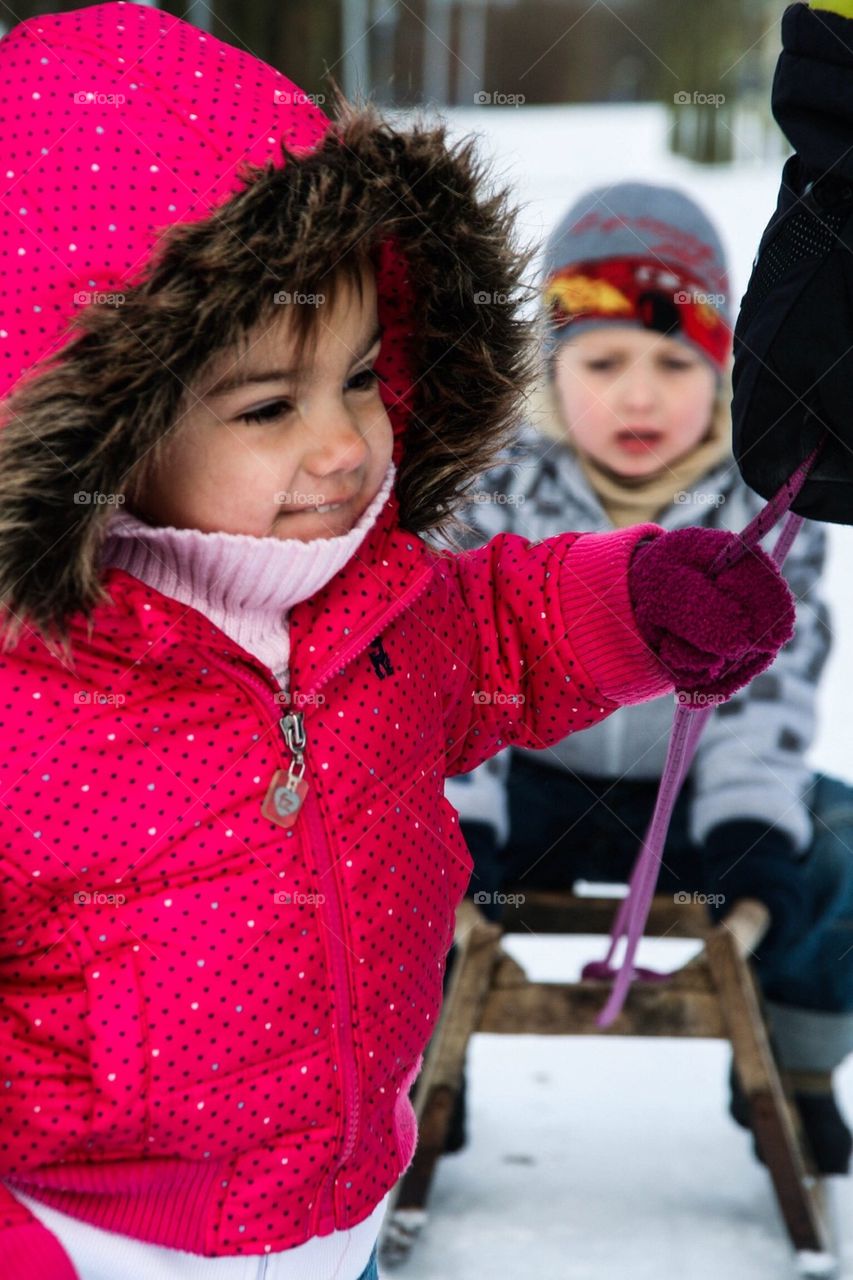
[647,0,754,163]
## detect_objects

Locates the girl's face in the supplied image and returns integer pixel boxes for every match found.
[135,266,394,540]
[552,326,718,478]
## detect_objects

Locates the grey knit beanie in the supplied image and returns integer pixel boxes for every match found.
[540,181,732,375]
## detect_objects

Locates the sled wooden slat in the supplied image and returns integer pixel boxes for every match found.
[478,978,726,1038]
[500,889,711,939]
[380,893,833,1270]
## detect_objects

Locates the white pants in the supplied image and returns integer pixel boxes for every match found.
[14,1188,387,1280]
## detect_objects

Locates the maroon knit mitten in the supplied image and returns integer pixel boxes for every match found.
[627,527,796,701]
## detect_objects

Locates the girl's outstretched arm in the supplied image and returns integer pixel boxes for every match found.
[435,523,675,778]
[435,520,794,780]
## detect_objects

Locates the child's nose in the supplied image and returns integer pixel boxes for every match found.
[619,370,657,410]
[302,414,369,475]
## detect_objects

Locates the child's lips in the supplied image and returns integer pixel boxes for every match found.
[278,494,355,515]
[615,428,663,455]
[286,502,345,514]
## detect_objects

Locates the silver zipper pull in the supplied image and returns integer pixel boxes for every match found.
[262,709,309,828]
[281,711,306,755]
[280,711,306,788]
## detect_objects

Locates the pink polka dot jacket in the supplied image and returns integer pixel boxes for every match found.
[0,1,792,1275]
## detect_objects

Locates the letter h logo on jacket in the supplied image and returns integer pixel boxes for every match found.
[368,635,393,679]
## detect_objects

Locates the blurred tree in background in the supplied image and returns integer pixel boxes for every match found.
[648,0,782,162]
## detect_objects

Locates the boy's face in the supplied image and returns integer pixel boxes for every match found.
[134,266,394,541]
[552,326,719,479]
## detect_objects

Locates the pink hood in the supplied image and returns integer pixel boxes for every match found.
[0,0,328,402]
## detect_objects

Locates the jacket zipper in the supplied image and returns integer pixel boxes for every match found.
[204,564,435,1222]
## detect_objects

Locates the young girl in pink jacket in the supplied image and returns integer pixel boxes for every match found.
[0,4,794,1278]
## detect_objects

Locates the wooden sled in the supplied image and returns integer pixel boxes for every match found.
[379,892,837,1277]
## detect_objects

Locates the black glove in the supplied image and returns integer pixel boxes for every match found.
[732,3,853,525]
[701,820,815,956]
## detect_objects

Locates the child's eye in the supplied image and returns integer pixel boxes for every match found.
[346,367,381,392]
[238,400,292,425]
[236,367,381,424]
[585,358,619,372]
[659,357,693,371]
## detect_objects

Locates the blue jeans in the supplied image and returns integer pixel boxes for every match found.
[462,756,853,1068]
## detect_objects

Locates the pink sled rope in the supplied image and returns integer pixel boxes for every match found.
[581,442,824,1028]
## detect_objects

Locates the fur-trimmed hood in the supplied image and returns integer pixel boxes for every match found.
[0,2,536,651]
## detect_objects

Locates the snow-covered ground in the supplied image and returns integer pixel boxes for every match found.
[383,103,853,1278]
